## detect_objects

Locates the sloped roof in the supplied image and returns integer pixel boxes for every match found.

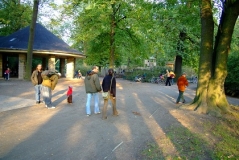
[0,23,84,57]
[0,36,5,41]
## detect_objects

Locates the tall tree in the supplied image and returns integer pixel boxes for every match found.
[189,0,239,115]
[25,0,39,80]
[61,0,150,68]
[0,0,32,35]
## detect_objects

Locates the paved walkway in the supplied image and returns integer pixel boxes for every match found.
[0,78,238,160]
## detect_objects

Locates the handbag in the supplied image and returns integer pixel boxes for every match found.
[102,77,113,99]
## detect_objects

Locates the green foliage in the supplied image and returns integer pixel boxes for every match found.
[225,20,239,97]
[41,0,202,70]
[123,67,168,82]
[75,65,91,77]
[225,53,239,97]
[0,0,32,36]
[61,0,151,67]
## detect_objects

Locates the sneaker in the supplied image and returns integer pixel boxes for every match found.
[86,114,91,116]
[176,102,179,104]
[36,101,40,104]
[182,100,186,103]
[48,106,55,109]
[95,112,101,114]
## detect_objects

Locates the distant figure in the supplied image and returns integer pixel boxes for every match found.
[31,64,43,104]
[176,73,189,104]
[159,73,164,80]
[193,76,198,84]
[4,68,11,80]
[74,70,79,78]
[101,68,118,120]
[165,69,171,86]
[41,70,61,109]
[67,86,73,103]
[84,66,102,116]
[78,70,82,79]
[169,70,175,85]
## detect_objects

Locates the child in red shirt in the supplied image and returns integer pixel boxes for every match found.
[67,86,73,103]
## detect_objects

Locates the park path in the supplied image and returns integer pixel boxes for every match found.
[0,78,238,160]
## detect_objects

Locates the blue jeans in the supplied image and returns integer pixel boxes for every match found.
[85,93,100,115]
[42,85,52,107]
[4,73,9,80]
[171,78,174,85]
[176,90,185,103]
[34,84,42,102]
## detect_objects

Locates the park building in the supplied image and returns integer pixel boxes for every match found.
[0,23,85,79]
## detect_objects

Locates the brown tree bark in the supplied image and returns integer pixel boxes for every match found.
[174,55,182,80]
[189,0,239,116]
[25,0,39,80]
[109,3,116,68]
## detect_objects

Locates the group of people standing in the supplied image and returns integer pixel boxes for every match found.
[31,64,61,109]
[165,69,175,86]
[31,65,118,119]
[84,66,118,119]
[30,63,188,117]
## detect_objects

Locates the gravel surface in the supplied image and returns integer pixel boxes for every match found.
[0,78,238,160]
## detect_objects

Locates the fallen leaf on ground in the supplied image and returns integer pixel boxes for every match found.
[132,111,141,116]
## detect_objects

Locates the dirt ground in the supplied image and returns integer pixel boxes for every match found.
[0,78,238,160]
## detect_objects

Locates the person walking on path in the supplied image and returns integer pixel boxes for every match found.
[41,70,61,109]
[165,69,171,86]
[4,68,11,80]
[31,64,43,104]
[84,66,102,116]
[101,69,118,120]
[176,73,189,104]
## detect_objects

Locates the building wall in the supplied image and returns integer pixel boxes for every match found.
[18,54,26,79]
[66,58,75,78]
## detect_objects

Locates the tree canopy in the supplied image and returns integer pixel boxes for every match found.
[0,0,32,36]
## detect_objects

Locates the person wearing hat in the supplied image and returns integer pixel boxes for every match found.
[84,66,102,116]
[41,70,61,109]
[176,72,189,104]
[101,68,118,119]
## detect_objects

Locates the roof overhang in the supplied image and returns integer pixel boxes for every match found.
[0,49,86,58]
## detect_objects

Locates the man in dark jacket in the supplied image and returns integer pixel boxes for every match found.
[101,68,118,119]
[84,66,102,116]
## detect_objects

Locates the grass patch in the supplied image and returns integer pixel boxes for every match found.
[142,143,165,160]
[142,115,239,159]
[142,126,213,160]
[212,117,239,159]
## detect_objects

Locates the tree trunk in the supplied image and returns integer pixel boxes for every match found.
[174,55,182,80]
[25,0,39,80]
[109,3,116,68]
[189,0,239,116]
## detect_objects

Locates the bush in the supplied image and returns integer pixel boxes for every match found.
[124,66,169,82]
[225,54,239,97]
[75,65,91,77]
